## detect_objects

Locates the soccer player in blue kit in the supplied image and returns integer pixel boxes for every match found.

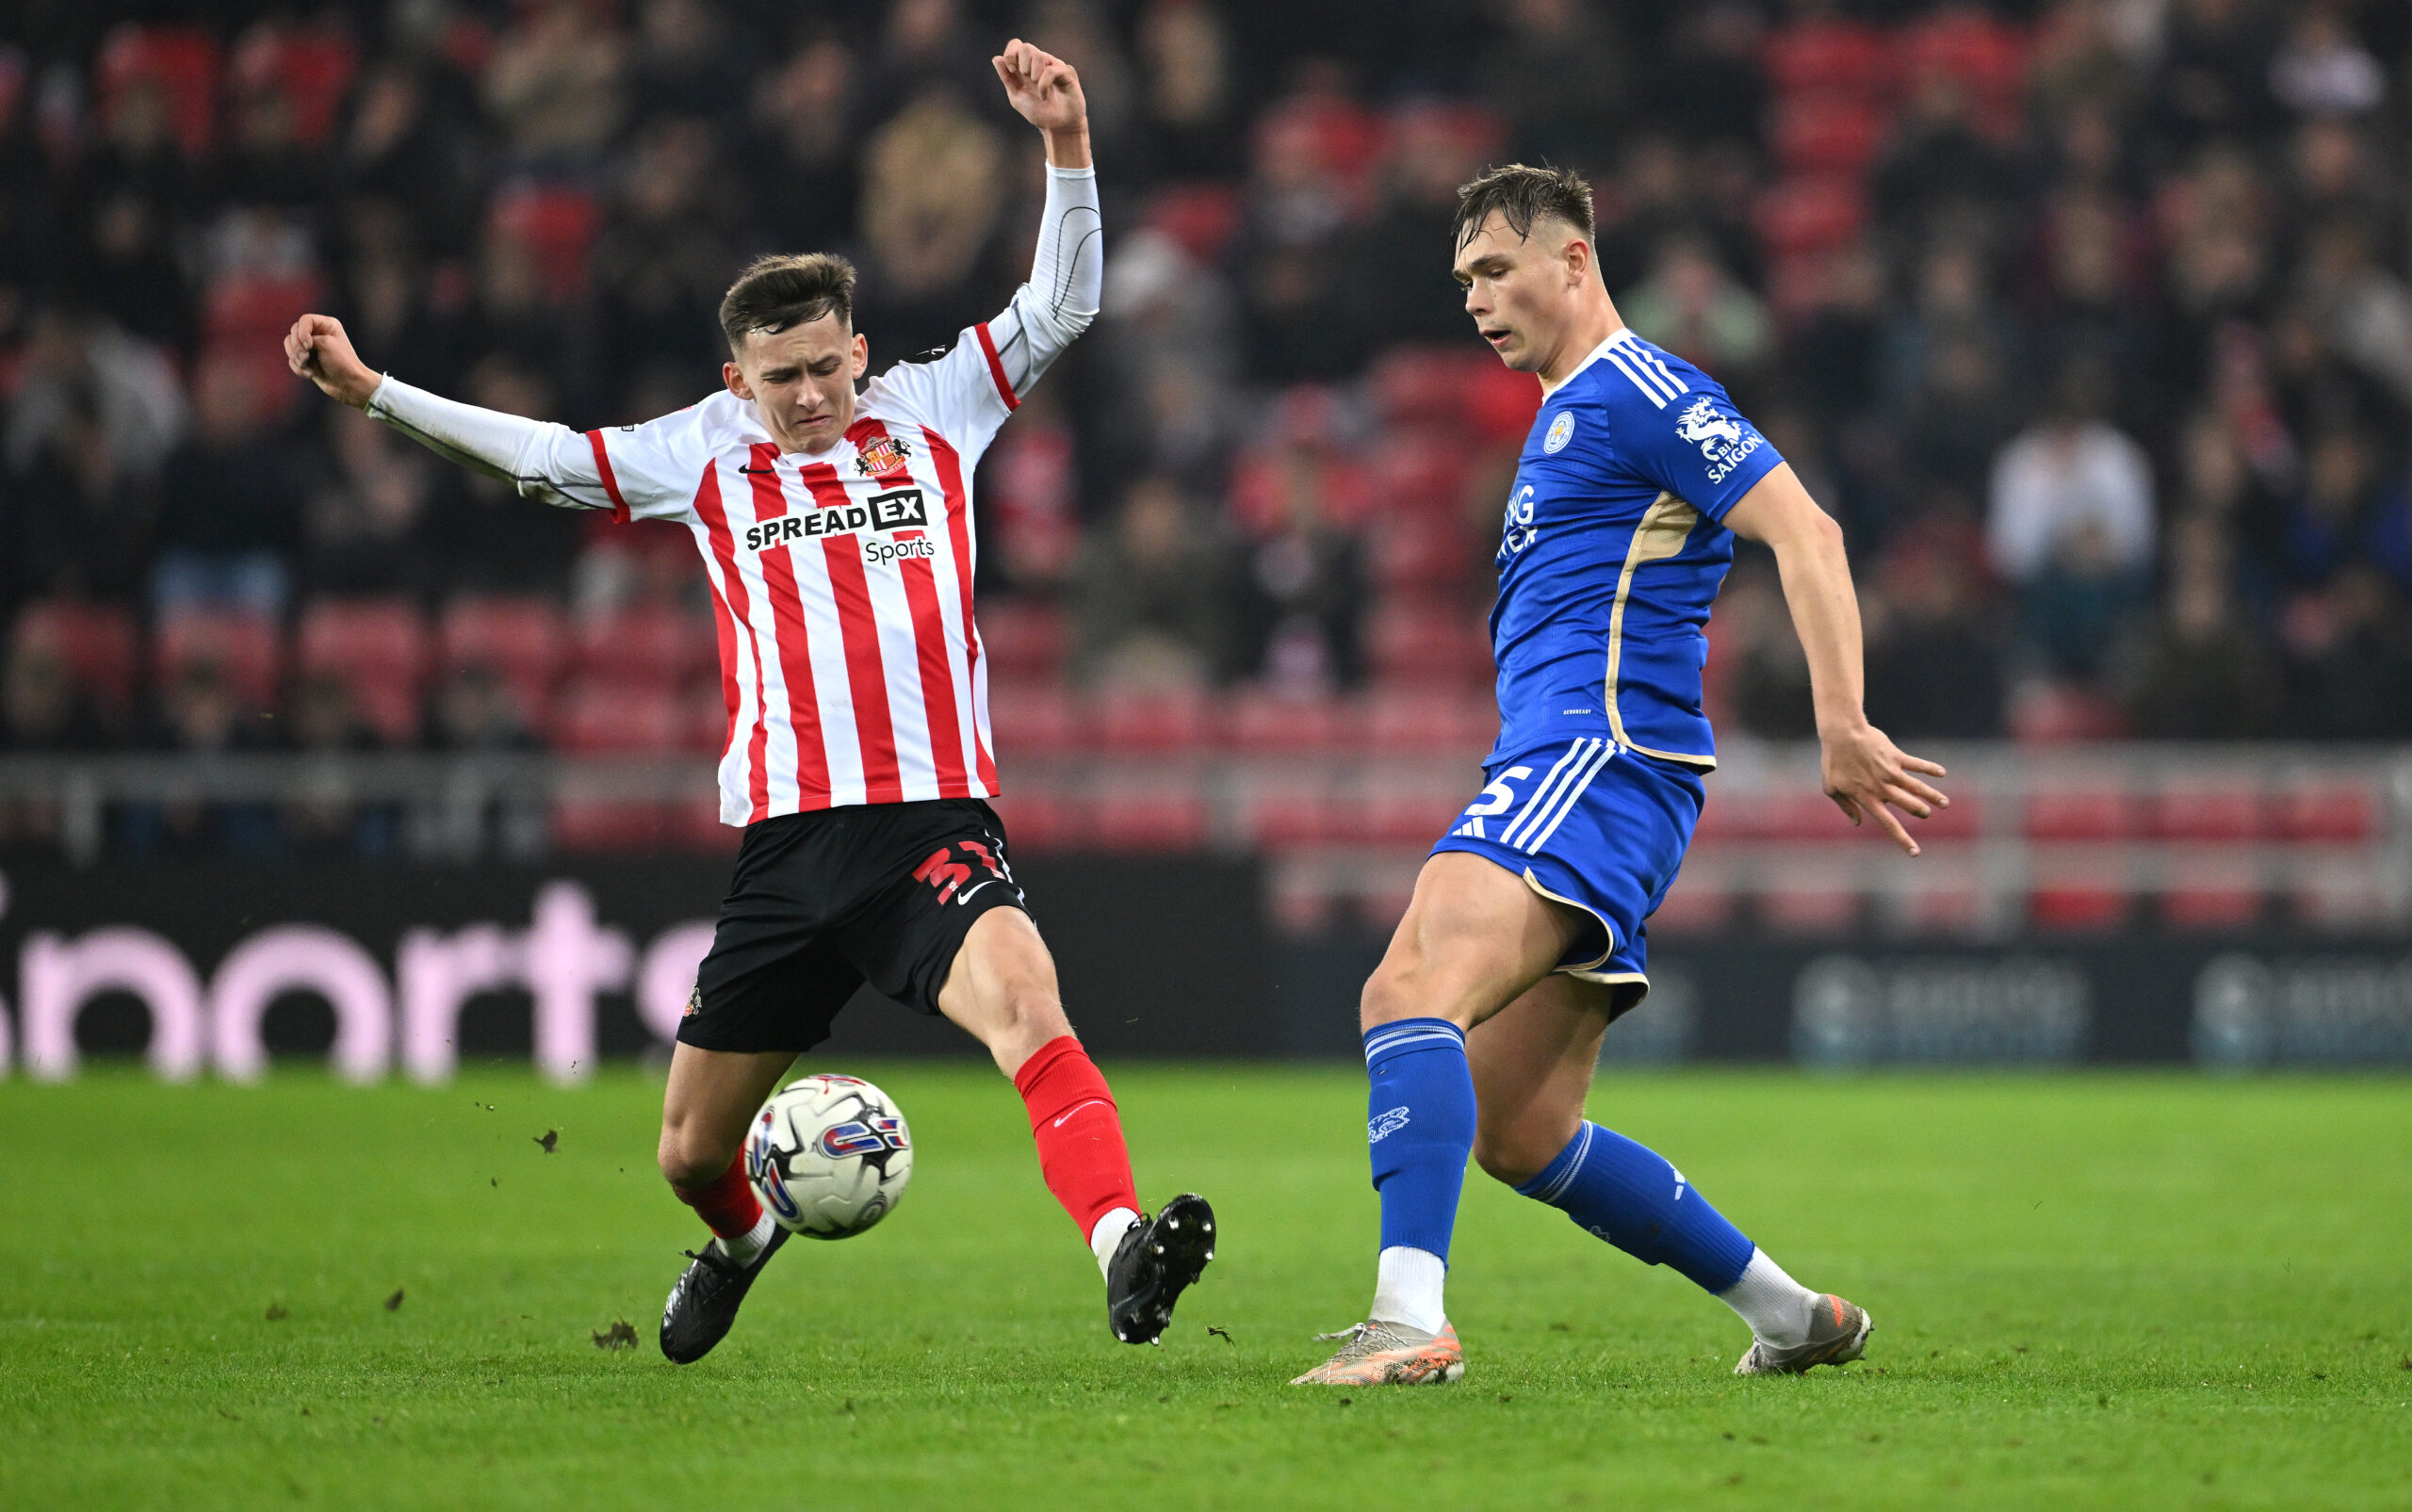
[1295,165,1951,1386]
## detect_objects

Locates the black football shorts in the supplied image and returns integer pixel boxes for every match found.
[679,797,1030,1054]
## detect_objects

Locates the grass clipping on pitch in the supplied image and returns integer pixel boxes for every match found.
[0,1066,2406,1509]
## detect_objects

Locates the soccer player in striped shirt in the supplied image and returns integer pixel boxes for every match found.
[285,41,1214,1363]
[1293,166,1949,1386]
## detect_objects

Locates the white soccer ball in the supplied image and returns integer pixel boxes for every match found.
[743,1074,914,1240]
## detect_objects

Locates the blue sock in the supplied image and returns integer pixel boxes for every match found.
[1363,1018,1475,1262]
[1514,1121,1753,1293]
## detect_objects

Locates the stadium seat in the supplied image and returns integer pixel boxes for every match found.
[2023,790,2138,839]
[568,605,714,690]
[1648,878,1734,935]
[2161,862,2265,930]
[1368,511,1472,592]
[1762,18,1899,99]
[665,796,739,854]
[2271,782,2378,843]
[1757,879,1863,934]
[439,595,567,721]
[488,183,602,299]
[683,685,732,754]
[1094,688,1208,753]
[155,610,282,708]
[296,597,431,745]
[1141,182,1244,264]
[2029,881,2131,932]
[986,790,1081,853]
[1768,93,1892,175]
[1246,782,1339,848]
[549,678,683,754]
[1228,445,1376,536]
[1088,791,1210,852]
[2149,785,2266,841]
[1369,426,1469,518]
[985,680,1079,756]
[1754,174,1867,259]
[228,22,358,147]
[975,600,1069,680]
[1356,780,1462,845]
[1365,604,1491,688]
[11,600,139,714]
[1221,689,1352,753]
[1899,8,2030,109]
[550,798,668,854]
[203,270,329,350]
[1368,348,1481,429]
[96,24,222,157]
[1362,685,1495,754]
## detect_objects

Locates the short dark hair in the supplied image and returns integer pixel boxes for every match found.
[1452,163,1596,252]
[718,252,856,353]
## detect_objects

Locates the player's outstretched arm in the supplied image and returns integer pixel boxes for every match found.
[282,312,630,513]
[1725,463,1948,856]
[972,40,1100,402]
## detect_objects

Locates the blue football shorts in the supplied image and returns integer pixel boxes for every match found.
[1427,736,1704,1017]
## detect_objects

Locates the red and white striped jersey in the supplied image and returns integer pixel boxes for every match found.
[584,333,1020,824]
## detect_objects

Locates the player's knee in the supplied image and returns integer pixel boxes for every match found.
[656,1120,737,1190]
[1471,1128,1555,1188]
[979,983,1072,1070]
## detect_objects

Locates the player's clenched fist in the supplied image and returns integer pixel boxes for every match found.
[992,38,1084,138]
[284,313,380,410]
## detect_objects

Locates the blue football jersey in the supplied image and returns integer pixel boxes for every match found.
[1488,328,1785,770]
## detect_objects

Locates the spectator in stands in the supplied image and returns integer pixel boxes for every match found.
[592,115,736,376]
[481,0,629,168]
[422,355,583,593]
[628,0,744,127]
[7,381,157,608]
[303,403,434,595]
[1989,361,2156,677]
[339,63,485,257]
[1620,230,1773,392]
[79,191,192,355]
[122,661,280,857]
[1344,103,1495,350]
[1871,69,2023,245]
[2148,0,2283,156]
[2279,563,2412,740]
[2293,217,2412,415]
[427,663,539,754]
[1074,476,1235,689]
[1713,561,1817,740]
[283,674,398,858]
[1091,226,1241,496]
[151,353,302,618]
[1864,524,2006,739]
[1643,1,1764,154]
[5,305,187,486]
[747,38,861,252]
[1133,0,1239,178]
[1233,71,1380,382]
[2268,6,2387,120]
[2,632,100,752]
[2284,425,2385,585]
[2113,513,2282,738]
[855,85,1007,361]
[1477,0,1630,171]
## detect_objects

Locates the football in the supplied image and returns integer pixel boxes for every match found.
[743,1074,915,1239]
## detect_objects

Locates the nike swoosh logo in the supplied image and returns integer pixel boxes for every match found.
[955,879,999,906]
[1051,1098,1108,1129]
[739,466,777,474]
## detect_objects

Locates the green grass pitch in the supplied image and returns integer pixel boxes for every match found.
[3,1065,2408,1509]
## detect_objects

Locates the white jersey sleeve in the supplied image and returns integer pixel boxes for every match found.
[870,164,1100,463]
[367,377,728,526]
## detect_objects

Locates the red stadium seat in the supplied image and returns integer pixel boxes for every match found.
[568,605,714,690]
[488,183,602,300]
[1899,8,2030,107]
[1768,93,1892,175]
[96,24,222,157]
[1095,688,1208,753]
[976,600,1069,680]
[1089,791,1210,852]
[1759,881,1863,934]
[987,791,1082,853]
[440,595,567,720]
[1362,685,1495,754]
[1141,183,1245,264]
[202,270,328,349]
[297,597,431,745]
[1368,512,1472,592]
[1648,878,1734,935]
[986,680,1079,756]
[2029,884,2131,932]
[2162,865,2265,930]
[1222,689,1352,753]
[2149,785,2266,841]
[1357,780,1462,846]
[666,796,739,854]
[550,678,683,754]
[550,799,670,854]
[1370,427,1470,518]
[11,600,139,713]
[229,22,358,147]
[2271,783,2378,843]
[155,610,282,708]
[2024,790,2138,840]
[1369,348,1480,429]
[1247,783,1339,848]
[1762,18,1899,99]
[683,685,732,754]
[1365,604,1491,688]
[1755,174,1867,259]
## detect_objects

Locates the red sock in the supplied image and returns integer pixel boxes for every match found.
[672,1151,763,1240]
[1013,1035,1141,1239]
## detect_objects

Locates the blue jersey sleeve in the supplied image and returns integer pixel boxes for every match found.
[1612,380,1784,522]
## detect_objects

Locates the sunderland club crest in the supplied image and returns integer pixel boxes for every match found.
[854,433,914,476]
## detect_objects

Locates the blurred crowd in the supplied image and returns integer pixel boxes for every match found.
[7,0,2412,838]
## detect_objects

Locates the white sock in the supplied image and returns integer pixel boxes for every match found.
[1089,1206,1140,1278]
[1717,1247,1817,1346]
[718,1209,778,1267]
[1369,1245,1447,1335]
